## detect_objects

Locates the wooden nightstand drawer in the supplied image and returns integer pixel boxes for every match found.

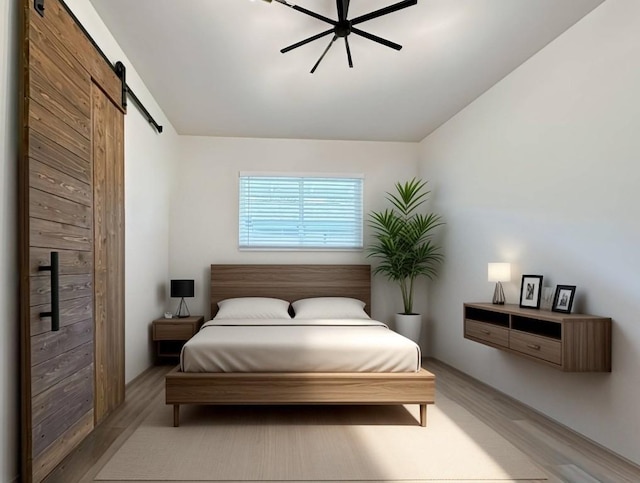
[510,331,561,365]
[465,319,509,348]
[153,323,195,341]
[152,316,204,360]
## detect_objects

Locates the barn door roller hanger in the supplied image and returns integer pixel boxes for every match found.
[34,0,164,133]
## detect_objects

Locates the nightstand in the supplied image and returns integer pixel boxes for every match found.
[152,315,204,360]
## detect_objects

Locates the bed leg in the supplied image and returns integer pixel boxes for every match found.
[173,404,180,427]
[420,404,427,427]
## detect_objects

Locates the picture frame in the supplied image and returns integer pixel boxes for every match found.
[552,285,576,313]
[519,275,543,309]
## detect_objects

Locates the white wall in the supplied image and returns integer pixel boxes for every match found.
[419,0,640,464]
[1,0,19,479]
[121,111,177,380]
[65,1,179,382]
[170,136,421,325]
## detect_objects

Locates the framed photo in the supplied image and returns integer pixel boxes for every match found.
[552,285,576,313]
[519,275,543,309]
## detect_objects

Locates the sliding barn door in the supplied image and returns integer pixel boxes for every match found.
[92,85,125,421]
[19,1,125,481]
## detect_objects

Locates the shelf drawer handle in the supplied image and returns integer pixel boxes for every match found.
[526,343,541,350]
[481,329,491,335]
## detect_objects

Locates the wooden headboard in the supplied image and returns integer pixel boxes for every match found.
[210,264,371,318]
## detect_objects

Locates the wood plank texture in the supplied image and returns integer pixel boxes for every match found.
[166,367,435,405]
[153,321,200,341]
[40,362,640,483]
[28,64,90,139]
[510,331,562,365]
[21,0,125,481]
[429,359,640,483]
[32,410,93,483]
[28,18,91,111]
[464,303,611,372]
[19,3,35,480]
[30,319,93,367]
[29,0,123,111]
[104,84,121,419]
[465,319,509,348]
[32,365,94,454]
[42,366,171,483]
[33,399,93,461]
[29,188,92,228]
[92,84,125,425]
[28,130,91,184]
[563,319,612,372]
[30,296,92,336]
[30,273,92,306]
[31,342,93,397]
[30,217,91,251]
[210,264,372,318]
[92,86,107,424]
[29,100,91,161]
[112,92,125,416]
[29,159,91,207]
[29,247,92,276]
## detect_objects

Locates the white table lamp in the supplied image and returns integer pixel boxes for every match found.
[488,263,511,305]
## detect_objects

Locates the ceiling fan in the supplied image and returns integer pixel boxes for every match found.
[264,0,418,73]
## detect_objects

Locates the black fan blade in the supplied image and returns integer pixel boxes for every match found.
[351,27,402,50]
[344,36,353,68]
[281,28,334,53]
[273,0,336,26]
[351,0,417,26]
[337,0,350,21]
[311,35,338,74]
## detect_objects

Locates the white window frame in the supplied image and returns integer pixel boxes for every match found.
[238,172,364,251]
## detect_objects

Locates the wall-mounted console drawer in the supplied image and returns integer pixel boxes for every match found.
[465,319,509,348]
[510,330,561,365]
[463,303,611,372]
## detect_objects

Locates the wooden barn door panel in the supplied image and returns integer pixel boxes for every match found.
[92,84,125,424]
[27,0,123,105]
[20,1,125,482]
[28,130,92,184]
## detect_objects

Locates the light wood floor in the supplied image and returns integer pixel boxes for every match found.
[42,359,640,483]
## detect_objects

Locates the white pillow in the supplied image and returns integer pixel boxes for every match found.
[292,297,369,320]
[216,297,291,319]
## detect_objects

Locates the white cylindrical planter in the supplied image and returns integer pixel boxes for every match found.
[395,313,421,343]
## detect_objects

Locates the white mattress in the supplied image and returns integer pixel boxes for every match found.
[180,318,421,373]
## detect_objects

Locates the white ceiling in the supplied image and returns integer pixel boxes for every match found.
[88,0,603,142]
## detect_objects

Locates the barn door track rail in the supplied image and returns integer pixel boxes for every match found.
[36,0,164,133]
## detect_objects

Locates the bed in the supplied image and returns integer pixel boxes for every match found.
[165,264,435,427]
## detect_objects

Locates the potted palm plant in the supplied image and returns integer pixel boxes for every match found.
[367,178,444,343]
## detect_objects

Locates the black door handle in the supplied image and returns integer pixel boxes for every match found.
[39,252,60,331]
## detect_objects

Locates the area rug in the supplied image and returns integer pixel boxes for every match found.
[95,393,546,481]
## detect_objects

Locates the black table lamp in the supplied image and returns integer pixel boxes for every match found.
[171,279,194,318]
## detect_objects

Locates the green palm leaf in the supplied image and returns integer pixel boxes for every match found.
[367,178,444,314]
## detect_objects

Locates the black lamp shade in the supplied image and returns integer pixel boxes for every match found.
[171,279,194,298]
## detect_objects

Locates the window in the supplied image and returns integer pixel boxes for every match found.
[239,173,363,249]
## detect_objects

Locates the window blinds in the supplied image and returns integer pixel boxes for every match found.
[239,174,363,249]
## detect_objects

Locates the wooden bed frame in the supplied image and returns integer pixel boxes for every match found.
[165,264,435,427]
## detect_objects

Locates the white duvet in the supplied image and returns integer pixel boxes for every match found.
[180,318,421,373]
